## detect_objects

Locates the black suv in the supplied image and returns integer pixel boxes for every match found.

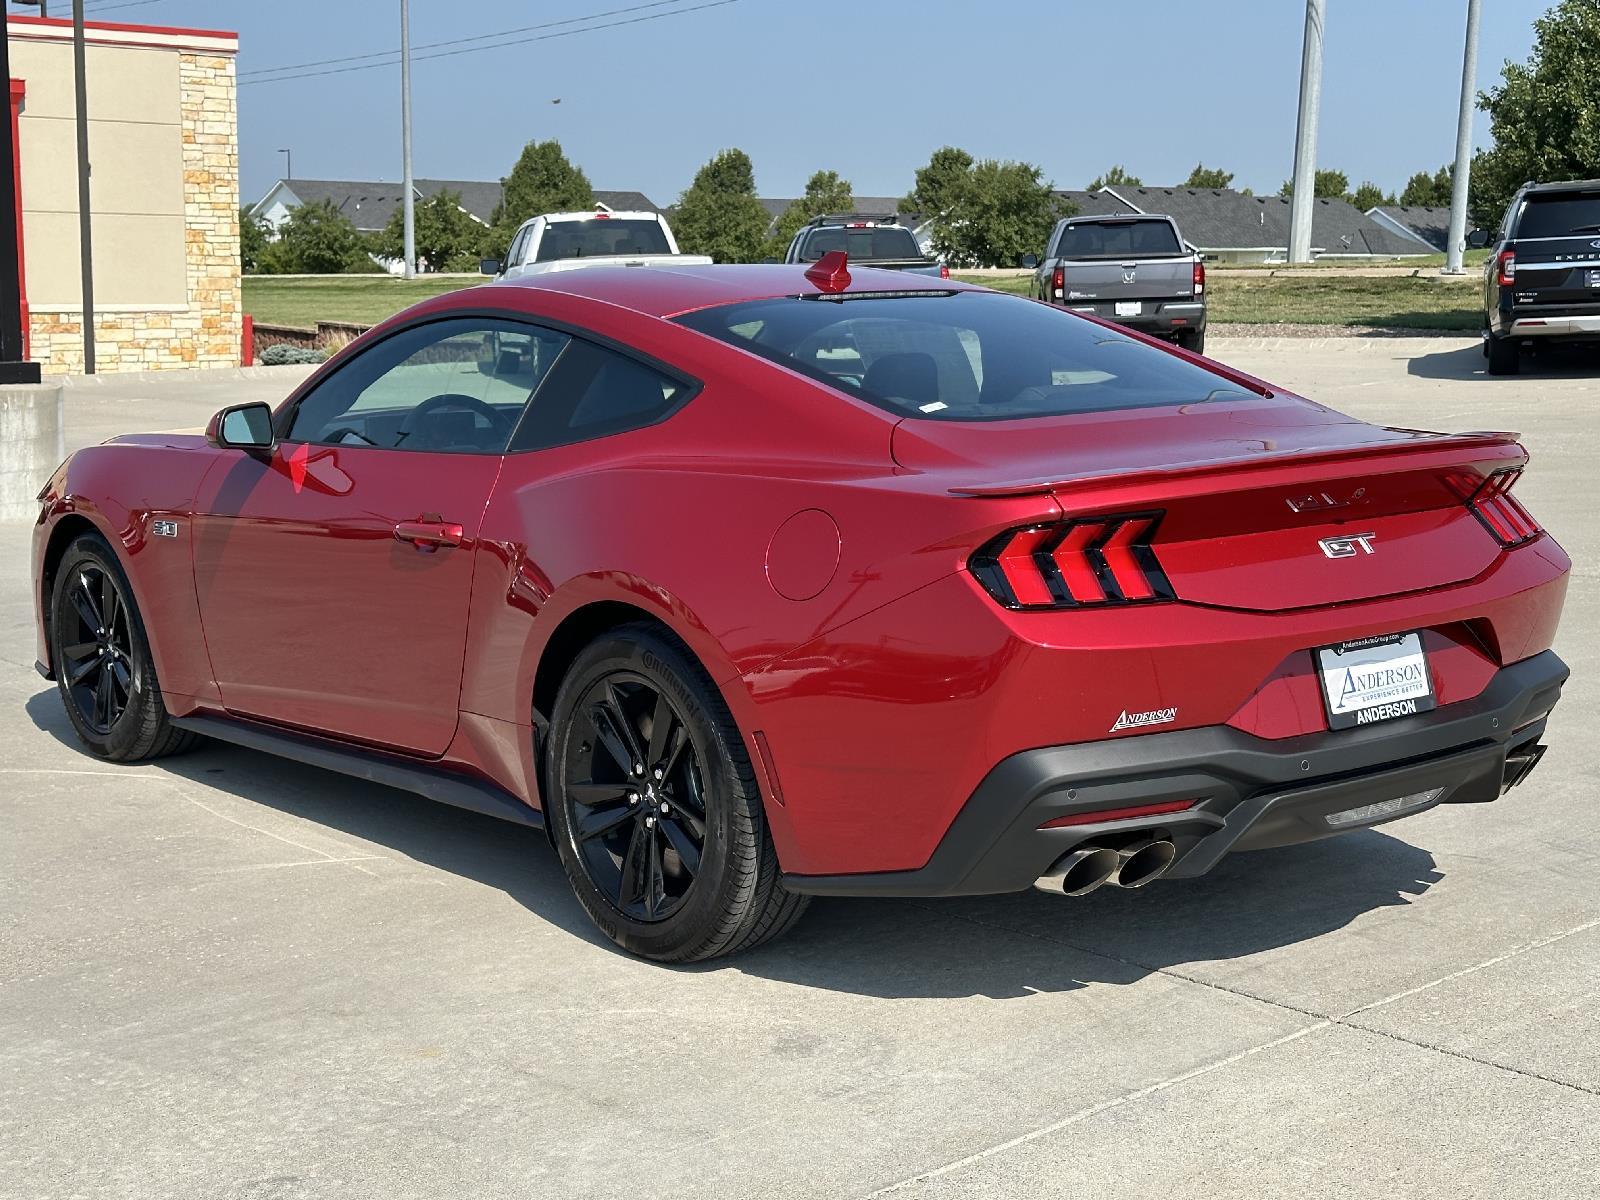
[1471,179,1600,375]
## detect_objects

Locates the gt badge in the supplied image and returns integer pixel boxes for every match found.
[151,519,180,538]
[1318,532,1376,559]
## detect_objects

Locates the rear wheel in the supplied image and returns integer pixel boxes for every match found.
[1176,327,1206,356]
[49,534,197,761]
[1487,332,1521,375]
[546,623,807,961]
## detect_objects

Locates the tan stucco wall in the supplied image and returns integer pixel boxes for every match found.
[12,32,240,372]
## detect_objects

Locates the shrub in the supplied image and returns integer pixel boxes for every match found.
[259,344,328,366]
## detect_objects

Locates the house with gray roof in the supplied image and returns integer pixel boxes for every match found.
[1097,186,1433,263]
[249,178,662,237]
[1366,205,1452,252]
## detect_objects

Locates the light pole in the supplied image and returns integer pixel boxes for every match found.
[399,0,415,278]
[72,0,94,373]
[0,5,41,382]
[1443,0,1482,275]
[1287,0,1327,264]
[278,147,292,181]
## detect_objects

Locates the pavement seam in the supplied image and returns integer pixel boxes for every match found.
[861,1019,1332,1196]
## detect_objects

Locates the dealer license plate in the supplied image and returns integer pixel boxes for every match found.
[1316,633,1436,730]
[1114,301,1141,317]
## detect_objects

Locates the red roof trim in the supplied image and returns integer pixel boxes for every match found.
[7,15,239,41]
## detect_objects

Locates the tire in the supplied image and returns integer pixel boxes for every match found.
[1487,332,1521,376]
[546,623,808,962]
[49,533,198,762]
[1177,328,1207,356]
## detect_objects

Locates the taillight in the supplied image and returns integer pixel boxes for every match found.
[969,513,1173,609]
[939,264,950,279]
[1051,265,1065,298]
[1496,249,1516,288]
[1465,467,1542,548]
[1193,260,1205,295]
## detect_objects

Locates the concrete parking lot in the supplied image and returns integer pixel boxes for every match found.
[3,337,1598,1198]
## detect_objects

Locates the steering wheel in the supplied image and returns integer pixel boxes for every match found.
[396,393,514,447]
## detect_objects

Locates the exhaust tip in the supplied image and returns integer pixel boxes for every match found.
[1033,845,1120,896]
[1111,839,1177,889]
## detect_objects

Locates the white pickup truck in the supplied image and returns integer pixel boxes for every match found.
[486,210,712,279]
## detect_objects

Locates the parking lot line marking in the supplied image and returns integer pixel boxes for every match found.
[218,855,388,872]
[0,767,168,779]
[863,1019,1332,1196]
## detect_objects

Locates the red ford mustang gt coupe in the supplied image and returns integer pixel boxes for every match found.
[32,257,1570,961]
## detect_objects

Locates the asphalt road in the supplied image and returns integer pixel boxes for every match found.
[4,338,1598,1198]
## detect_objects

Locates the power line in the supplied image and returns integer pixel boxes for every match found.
[239,0,742,86]
[78,0,173,13]
[240,0,694,79]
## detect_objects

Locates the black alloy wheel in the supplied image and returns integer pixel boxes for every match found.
[563,673,707,923]
[58,561,134,735]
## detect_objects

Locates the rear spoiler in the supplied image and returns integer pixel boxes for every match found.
[949,430,1527,500]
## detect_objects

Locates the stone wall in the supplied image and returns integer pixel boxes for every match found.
[28,53,241,373]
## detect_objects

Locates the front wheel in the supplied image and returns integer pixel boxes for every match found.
[49,534,197,761]
[546,624,807,962]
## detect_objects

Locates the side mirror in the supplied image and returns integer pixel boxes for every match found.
[1019,253,1040,270]
[480,257,502,276]
[207,402,275,453]
[1465,229,1489,249]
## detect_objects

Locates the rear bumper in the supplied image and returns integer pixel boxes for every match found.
[1508,314,1600,338]
[1062,300,1205,335]
[783,650,1567,897]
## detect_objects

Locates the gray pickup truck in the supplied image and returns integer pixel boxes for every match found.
[1026,214,1207,353]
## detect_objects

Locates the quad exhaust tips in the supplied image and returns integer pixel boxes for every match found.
[1110,839,1178,889]
[1033,838,1179,896]
[1033,845,1120,896]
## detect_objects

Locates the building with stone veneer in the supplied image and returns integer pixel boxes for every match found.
[7,16,240,373]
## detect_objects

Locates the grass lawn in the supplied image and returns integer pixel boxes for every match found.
[244,275,483,328]
[954,272,1480,330]
[247,270,1480,335]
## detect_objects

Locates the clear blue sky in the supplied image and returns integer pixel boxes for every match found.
[49,0,1550,206]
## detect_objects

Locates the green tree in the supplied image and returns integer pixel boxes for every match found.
[239,206,269,273]
[672,148,771,263]
[1399,165,1453,207]
[1474,0,1600,224]
[939,159,1072,268]
[1184,163,1234,189]
[1350,181,1393,211]
[767,169,855,259]
[1278,169,1351,200]
[372,189,488,272]
[904,145,975,221]
[490,139,593,249]
[259,198,369,274]
[1088,164,1142,190]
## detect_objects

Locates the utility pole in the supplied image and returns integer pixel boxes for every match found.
[1443,0,1482,275]
[72,0,94,373]
[1287,0,1326,265]
[278,147,292,181]
[0,7,41,382]
[399,0,415,279]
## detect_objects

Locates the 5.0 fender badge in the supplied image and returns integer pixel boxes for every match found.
[151,519,179,538]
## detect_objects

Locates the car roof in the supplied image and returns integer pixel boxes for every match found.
[477,263,981,319]
[1522,179,1600,195]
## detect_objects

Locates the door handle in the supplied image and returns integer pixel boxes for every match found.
[394,519,464,549]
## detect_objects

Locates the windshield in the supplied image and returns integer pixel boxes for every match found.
[675,291,1253,421]
[1517,192,1600,239]
[1054,219,1184,258]
[800,226,922,261]
[536,218,671,261]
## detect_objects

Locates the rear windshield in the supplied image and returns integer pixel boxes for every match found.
[1055,219,1183,258]
[536,218,670,261]
[674,291,1252,422]
[1517,192,1600,239]
[799,226,922,261]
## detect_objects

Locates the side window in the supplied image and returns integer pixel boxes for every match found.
[508,226,532,267]
[287,317,569,453]
[509,339,691,452]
